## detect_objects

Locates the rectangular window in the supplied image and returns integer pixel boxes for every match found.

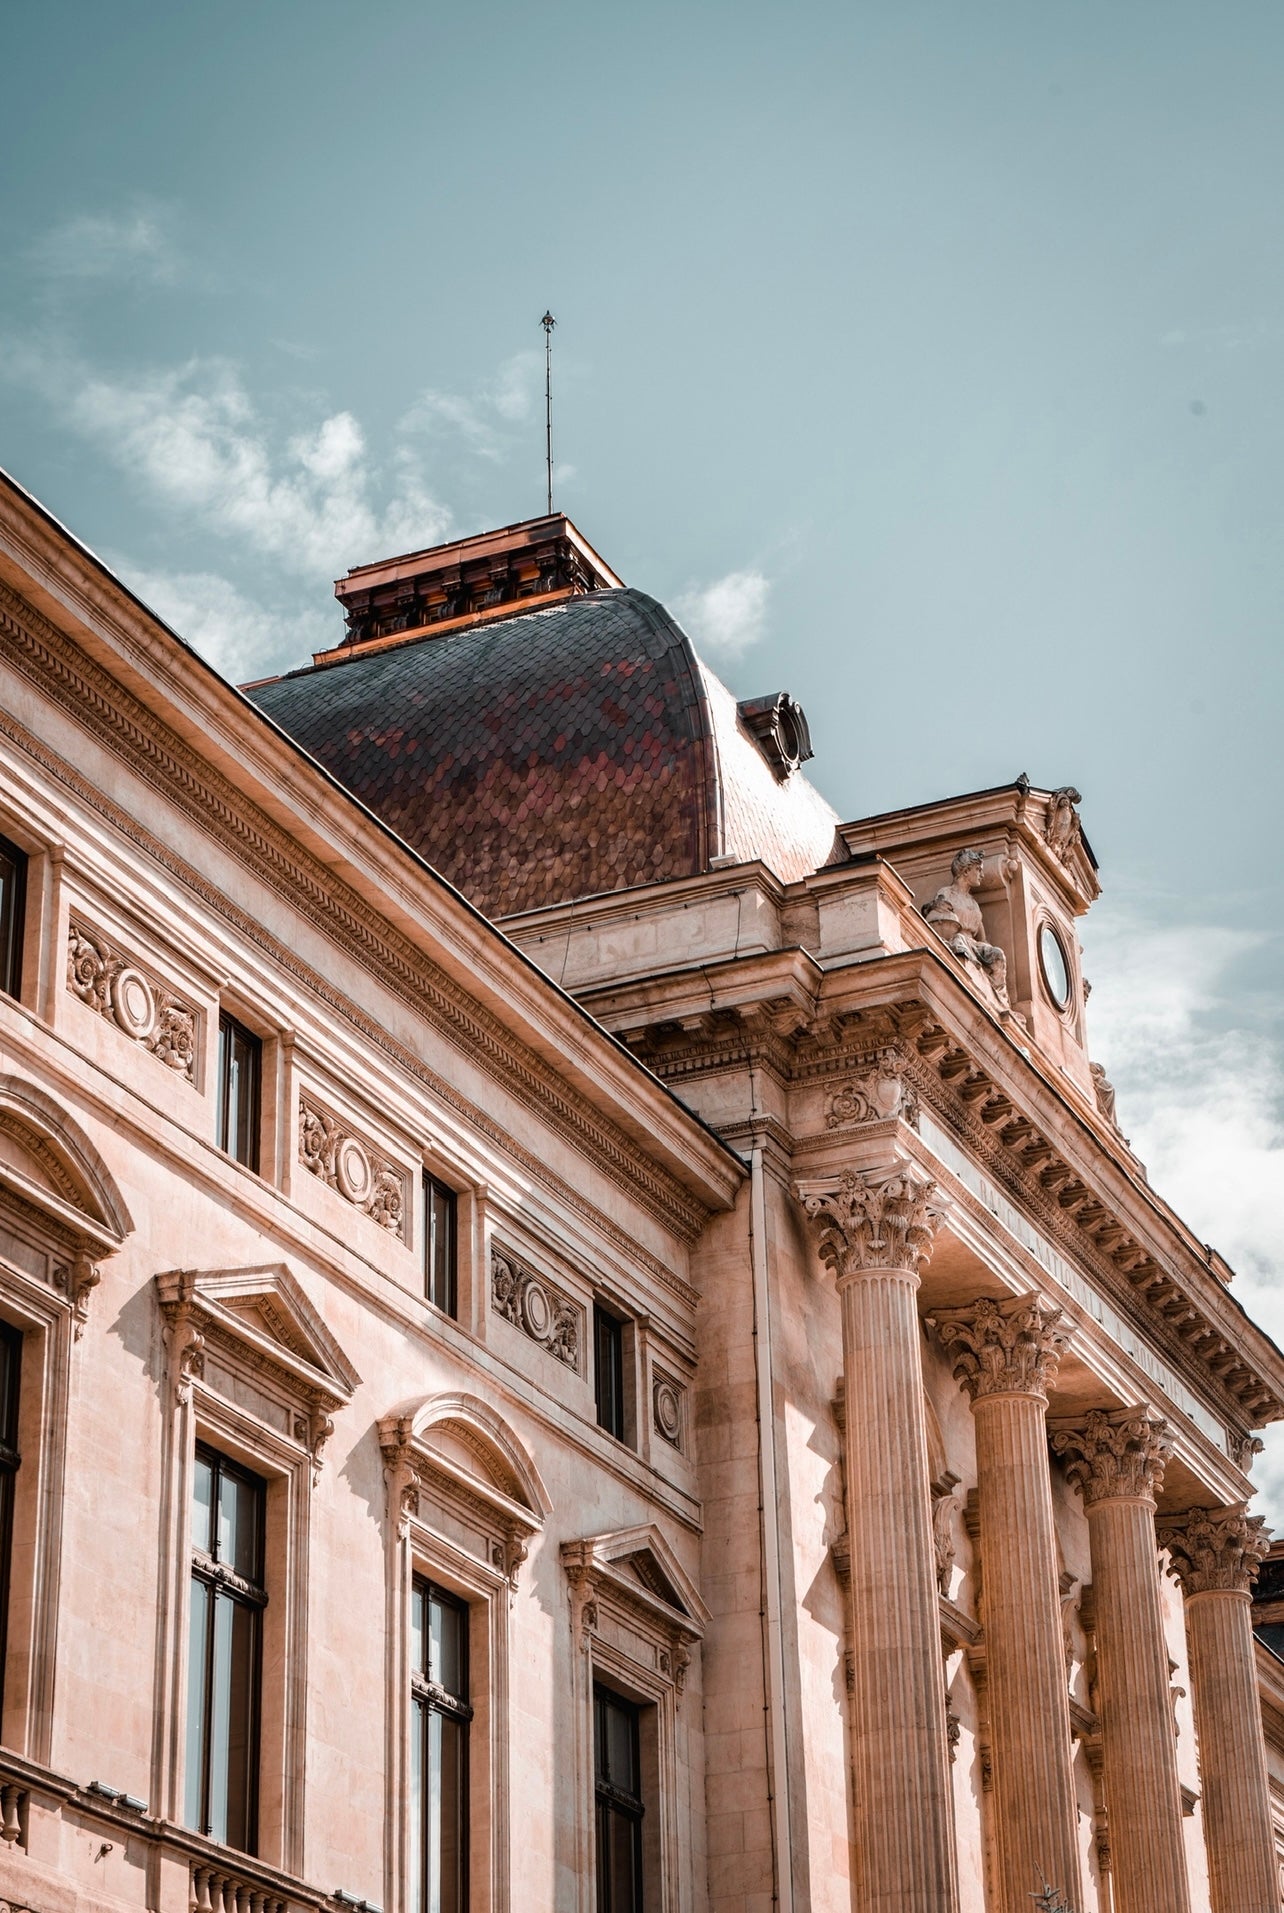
[186,1447,266,1853]
[594,1305,626,1441]
[0,836,26,1002]
[0,1325,21,1718]
[410,1578,470,1913]
[217,1014,261,1173]
[594,1686,643,1913]
[423,1176,457,1317]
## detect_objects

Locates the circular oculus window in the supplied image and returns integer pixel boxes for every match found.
[1039,924,1072,1010]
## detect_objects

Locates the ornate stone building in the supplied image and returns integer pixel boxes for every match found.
[0,483,1281,1913]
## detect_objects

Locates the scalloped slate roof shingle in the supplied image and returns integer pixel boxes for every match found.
[248,587,843,919]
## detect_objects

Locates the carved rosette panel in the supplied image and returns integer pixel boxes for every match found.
[652,1370,686,1450]
[1051,1406,1172,1508]
[297,1096,406,1239]
[1157,1504,1271,1597]
[490,1246,583,1371]
[67,923,199,1083]
[825,1047,919,1130]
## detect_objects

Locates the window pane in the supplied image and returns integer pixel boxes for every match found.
[184,1577,211,1831]
[218,1464,262,1582]
[411,1581,428,1678]
[410,1697,425,1913]
[594,1307,625,1440]
[208,1590,257,1851]
[0,838,25,1002]
[606,1698,637,1794]
[0,1326,21,1447]
[604,1806,640,1913]
[218,1014,261,1172]
[192,1453,214,1557]
[431,1713,466,1913]
[429,1592,465,1701]
[425,1178,456,1316]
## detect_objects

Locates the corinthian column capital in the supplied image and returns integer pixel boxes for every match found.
[1051,1406,1172,1508]
[1157,1505,1271,1598]
[929,1292,1069,1403]
[795,1164,943,1281]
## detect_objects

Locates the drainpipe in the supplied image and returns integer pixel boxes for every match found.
[750,1138,795,1911]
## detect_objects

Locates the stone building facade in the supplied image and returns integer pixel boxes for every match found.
[0,482,1281,1913]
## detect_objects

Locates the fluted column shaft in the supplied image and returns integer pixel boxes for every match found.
[800,1167,957,1913]
[1159,1506,1275,1913]
[1055,1409,1191,1913]
[932,1295,1082,1913]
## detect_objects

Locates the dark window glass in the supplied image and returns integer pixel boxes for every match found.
[424,1176,457,1317]
[594,1686,643,1913]
[186,1447,266,1852]
[0,836,27,1002]
[411,1578,470,1913]
[594,1306,625,1441]
[0,1325,21,1719]
[217,1014,261,1173]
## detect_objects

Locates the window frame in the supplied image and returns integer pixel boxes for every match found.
[216,1012,262,1173]
[423,1174,458,1319]
[0,834,27,1004]
[185,1444,268,1855]
[410,1576,472,1913]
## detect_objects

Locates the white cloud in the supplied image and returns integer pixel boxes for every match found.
[674,569,770,659]
[1083,905,1284,1520]
[400,350,543,460]
[111,563,330,682]
[4,349,451,579]
[30,207,179,284]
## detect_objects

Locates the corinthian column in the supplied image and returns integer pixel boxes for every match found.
[930,1295,1082,1913]
[798,1166,957,1913]
[1156,1505,1274,1913]
[1052,1409,1191,1913]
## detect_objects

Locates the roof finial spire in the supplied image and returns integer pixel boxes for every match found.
[541,310,556,515]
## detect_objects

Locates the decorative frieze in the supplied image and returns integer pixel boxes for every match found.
[67,923,198,1083]
[825,1048,919,1129]
[652,1370,686,1449]
[1157,1505,1271,1598]
[1051,1406,1172,1508]
[297,1096,405,1238]
[796,1164,942,1280]
[930,1292,1070,1403]
[490,1246,583,1370]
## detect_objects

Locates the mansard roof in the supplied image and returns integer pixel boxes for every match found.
[247,587,844,920]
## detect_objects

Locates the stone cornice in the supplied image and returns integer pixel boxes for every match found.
[1051,1406,1173,1508]
[0,575,741,1244]
[930,1292,1070,1403]
[1157,1504,1271,1598]
[596,947,1284,1435]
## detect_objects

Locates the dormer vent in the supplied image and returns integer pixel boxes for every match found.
[738,693,814,778]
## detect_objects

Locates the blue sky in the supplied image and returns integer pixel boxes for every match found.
[4,2,1283,1494]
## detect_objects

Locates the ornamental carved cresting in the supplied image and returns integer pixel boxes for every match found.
[67,923,198,1083]
[298,1096,405,1239]
[1157,1504,1271,1597]
[930,1292,1070,1402]
[796,1166,943,1279]
[491,1246,583,1371]
[1051,1406,1172,1508]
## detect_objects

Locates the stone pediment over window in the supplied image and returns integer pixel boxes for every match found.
[561,1525,709,1692]
[0,1075,133,1335]
[379,1393,549,1594]
[155,1264,359,1476]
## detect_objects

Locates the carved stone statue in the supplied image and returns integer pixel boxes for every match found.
[1089,1061,1120,1130]
[923,849,1011,1010]
[1045,787,1083,863]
